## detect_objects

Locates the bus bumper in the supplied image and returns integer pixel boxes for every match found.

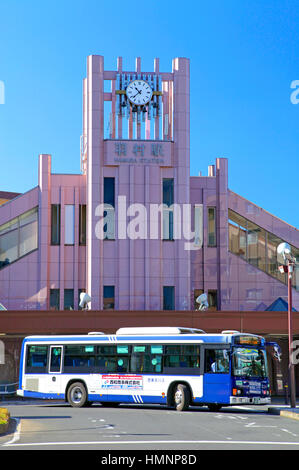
[230,396,271,405]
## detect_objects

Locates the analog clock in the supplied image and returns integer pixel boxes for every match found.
[126,80,153,106]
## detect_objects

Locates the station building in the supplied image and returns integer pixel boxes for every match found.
[0,55,298,313]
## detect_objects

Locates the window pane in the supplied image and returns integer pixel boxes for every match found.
[228,209,299,291]
[104,177,115,207]
[163,179,174,206]
[65,205,75,245]
[64,344,96,372]
[51,204,60,245]
[50,289,60,310]
[205,349,229,373]
[163,179,174,241]
[19,220,38,257]
[0,229,18,265]
[19,208,38,227]
[0,207,38,269]
[64,289,74,310]
[79,205,86,245]
[163,286,175,310]
[208,207,216,246]
[50,347,62,373]
[103,285,115,310]
[26,345,48,373]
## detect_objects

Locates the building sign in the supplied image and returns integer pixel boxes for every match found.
[104,140,172,166]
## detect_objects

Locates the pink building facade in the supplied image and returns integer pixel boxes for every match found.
[0,55,298,312]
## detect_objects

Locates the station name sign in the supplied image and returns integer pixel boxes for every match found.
[104,140,173,167]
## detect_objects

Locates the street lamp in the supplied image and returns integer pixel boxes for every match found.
[277,242,296,408]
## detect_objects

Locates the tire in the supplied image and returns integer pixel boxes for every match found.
[173,383,191,411]
[208,404,222,412]
[67,382,88,408]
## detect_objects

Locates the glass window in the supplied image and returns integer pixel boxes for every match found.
[228,209,299,292]
[25,345,48,373]
[79,205,86,245]
[64,344,96,372]
[164,344,201,372]
[104,177,115,207]
[163,178,174,240]
[64,289,74,310]
[65,205,75,245]
[163,286,175,310]
[208,207,216,246]
[0,207,38,269]
[19,220,38,257]
[51,204,60,245]
[50,289,60,310]
[103,178,115,240]
[233,347,268,378]
[97,344,129,373]
[205,348,229,373]
[50,346,62,373]
[130,345,163,373]
[103,285,115,310]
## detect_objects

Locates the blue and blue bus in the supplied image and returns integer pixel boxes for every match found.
[17,327,272,411]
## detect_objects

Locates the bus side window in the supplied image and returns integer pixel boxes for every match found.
[205,349,229,374]
[130,345,163,373]
[26,345,48,373]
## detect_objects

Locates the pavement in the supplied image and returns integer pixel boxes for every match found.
[1,395,299,423]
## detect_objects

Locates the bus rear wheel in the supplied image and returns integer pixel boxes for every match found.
[173,384,191,411]
[67,382,88,408]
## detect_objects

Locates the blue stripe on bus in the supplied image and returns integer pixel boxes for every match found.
[21,335,229,343]
[22,390,166,405]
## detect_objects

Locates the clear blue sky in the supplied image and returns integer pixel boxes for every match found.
[0,0,298,229]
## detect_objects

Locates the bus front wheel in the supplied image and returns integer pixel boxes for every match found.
[173,384,191,411]
[67,382,88,408]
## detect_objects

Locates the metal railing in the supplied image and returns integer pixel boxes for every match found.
[0,382,18,397]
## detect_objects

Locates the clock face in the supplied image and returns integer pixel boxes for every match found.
[126,80,153,105]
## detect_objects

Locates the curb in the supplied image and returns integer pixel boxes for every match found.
[280,410,299,421]
[268,407,299,421]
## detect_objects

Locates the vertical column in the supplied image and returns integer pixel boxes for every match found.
[144,166,150,309]
[82,79,87,174]
[117,57,123,139]
[59,187,65,310]
[74,187,79,309]
[111,79,116,139]
[129,166,134,309]
[216,157,229,311]
[38,154,51,309]
[172,57,191,310]
[154,58,160,140]
[136,57,141,140]
[86,55,104,310]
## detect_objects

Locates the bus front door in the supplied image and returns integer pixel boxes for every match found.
[203,346,231,405]
[48,346,63,398]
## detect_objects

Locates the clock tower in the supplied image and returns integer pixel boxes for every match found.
[82,55,191,310]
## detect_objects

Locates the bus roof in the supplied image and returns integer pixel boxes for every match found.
[22,327,264,345]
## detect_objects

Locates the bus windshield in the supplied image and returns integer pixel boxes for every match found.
[232,347,268,378]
